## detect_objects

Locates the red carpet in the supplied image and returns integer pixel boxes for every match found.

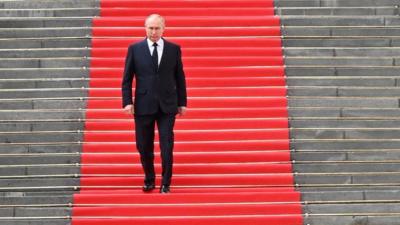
[72,0,304,224]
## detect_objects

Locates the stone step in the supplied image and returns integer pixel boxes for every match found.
[0,28,91,38]
[0,220,69,225]
[289,97,399,108]
[283,38,395,47]
[292,139,400,150]
[0,195,71,205]
[0,8,98,17]
[286,67,400,77]
[0,48,89,57]
[0,38,91,49]
[0,154,79,165]
[277,7,398,16]
[305,203,400,213]
[302,189,400,201]
[0,132,82,143]
[0,80,88,89]
[0,77,394,89]
[0,122,84,132]
[0,18,92,28]
[284,27,400,37]
[291,119,400,128]
[0,111,84,120]
[0,58,89,68]
[286,57,396,66]
[291,129,400,139]
[0,69,88,79]
[293,150,400,161]
[285,47,400,57]
[275,0,400,7]
[281,16,388,26]
[295,162,400,173]
[304,216,400,225]
[0,177,79,189]
[290,108,400,117]
[0,0,97,9]
[287,77,397,86]
[0,145,81,154]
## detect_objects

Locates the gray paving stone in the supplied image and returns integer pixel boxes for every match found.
[0,123,31,132]
[284,48,334,57]
[0,39,91,49]
[295,174,352,184]
[292,140,400,150]
[0,133,82,143]
[0,178,79,188]
[306,203,400,213]
[0,28,90,38]
[274,0,321,7]
[320,0,400,7]
[335,48,400,57]
[0,9,98,17]
[0,111,84,120]
[283,38,392,47]
[27,167,80,176]
[277,7,392,16]
[15,207,70,217]
[286,77,396,87]
[33,100,86,109]
[0,69,88,79]
[0,58,90,68]
[292,152,347,161]
[295,163,400,173]
[288,87,337,96]
[285,57,394,66]
[348,151,400,160]
[291,129,345,139]
[0,19,92,28]
[0,0,97,9]
[288,108,341,117]
[301,190,364,201]
[0,155,80,165]
[364,190,400,200]
[338,87,400,97]
[288,98,399,108]
[353,174,400,183]
[290,119,400,128]
[0,49,89,58]
[0,207,13,216]
[0,90,86,98]
[285,67,336,76]
[281,17,385,26]
[28,145,82,154]
[0,196,72,205]
[336,67,400,76]
[31,122,85,131]
[0,220,70,225]
[0,168,25,176]
[341,109,400,117]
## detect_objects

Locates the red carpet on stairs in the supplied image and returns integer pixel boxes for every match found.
[72,0,304,224]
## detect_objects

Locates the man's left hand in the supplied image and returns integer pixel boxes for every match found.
[178,106,187,116]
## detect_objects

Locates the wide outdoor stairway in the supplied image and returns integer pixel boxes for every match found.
[278,0,400,225]
[0,0,400,225]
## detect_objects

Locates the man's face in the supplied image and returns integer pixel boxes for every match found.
[146,17,164,42]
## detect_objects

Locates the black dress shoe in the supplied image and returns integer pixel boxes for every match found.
[159,185,170,193]
[142,183,155,192]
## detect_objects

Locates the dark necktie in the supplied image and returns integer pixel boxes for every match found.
[152,42,158,71]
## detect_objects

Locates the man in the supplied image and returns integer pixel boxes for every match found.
[121,14,187,194]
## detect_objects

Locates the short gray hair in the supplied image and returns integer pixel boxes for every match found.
[145,14,165,28]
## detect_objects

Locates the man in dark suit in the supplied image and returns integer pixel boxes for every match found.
[121,14,187,194]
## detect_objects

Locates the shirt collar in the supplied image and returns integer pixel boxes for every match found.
[147,38,164,48]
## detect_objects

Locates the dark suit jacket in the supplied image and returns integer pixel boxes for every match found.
[121,38,187,115]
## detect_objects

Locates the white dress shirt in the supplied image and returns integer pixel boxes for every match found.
[147,38,164,66]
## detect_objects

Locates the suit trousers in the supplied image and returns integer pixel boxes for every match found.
[134,108,176,186]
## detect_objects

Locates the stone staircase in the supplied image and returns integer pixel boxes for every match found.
[277,0,400,224]
[0,0,400,225]
[0,1,97,225]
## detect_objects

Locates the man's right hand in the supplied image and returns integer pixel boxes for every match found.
[123,104,134,115]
